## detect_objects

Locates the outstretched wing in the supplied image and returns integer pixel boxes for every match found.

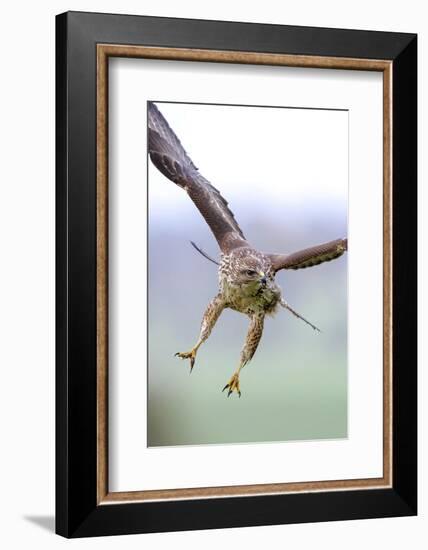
[148,102,247,253]
[268,238,347,272]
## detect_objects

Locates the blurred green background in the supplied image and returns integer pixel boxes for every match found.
[147,103,348,447]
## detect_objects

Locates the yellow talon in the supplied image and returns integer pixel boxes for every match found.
[175,348,197,372]
[222,373,241,398]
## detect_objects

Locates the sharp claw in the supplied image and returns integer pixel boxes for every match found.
[222,375,242,398]
[175,349,197,371]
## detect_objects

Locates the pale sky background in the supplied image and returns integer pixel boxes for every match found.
[148,102,348,249]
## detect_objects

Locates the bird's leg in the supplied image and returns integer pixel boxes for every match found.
[175,294,225,372]
[223,313,265,397]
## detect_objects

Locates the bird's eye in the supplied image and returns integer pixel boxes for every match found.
[245,269,256,277]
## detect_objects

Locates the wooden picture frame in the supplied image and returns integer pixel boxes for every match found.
[56,11,417,537]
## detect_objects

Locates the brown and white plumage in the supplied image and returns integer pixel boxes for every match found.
[148,102,348,397]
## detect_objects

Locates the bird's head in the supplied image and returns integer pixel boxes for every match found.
[231,250,274,292]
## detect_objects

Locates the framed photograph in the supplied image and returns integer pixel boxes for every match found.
[56,11,417,538]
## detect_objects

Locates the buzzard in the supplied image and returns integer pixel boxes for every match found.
[148,102,347,397]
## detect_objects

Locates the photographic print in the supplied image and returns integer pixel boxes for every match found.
[147,101,348,447]
[108,56,384,493]
[57,14,417,536]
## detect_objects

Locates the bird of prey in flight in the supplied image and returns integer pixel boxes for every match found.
[148,102,347,397]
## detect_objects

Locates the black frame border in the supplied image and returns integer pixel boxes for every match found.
[56,11,417,538]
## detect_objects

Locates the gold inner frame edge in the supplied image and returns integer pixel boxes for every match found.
[96,44,393,505]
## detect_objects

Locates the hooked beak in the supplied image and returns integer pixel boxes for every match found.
[259,272,267,286]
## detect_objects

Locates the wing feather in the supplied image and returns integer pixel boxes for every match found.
[148,103,247,253]
[268,238,347,271]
